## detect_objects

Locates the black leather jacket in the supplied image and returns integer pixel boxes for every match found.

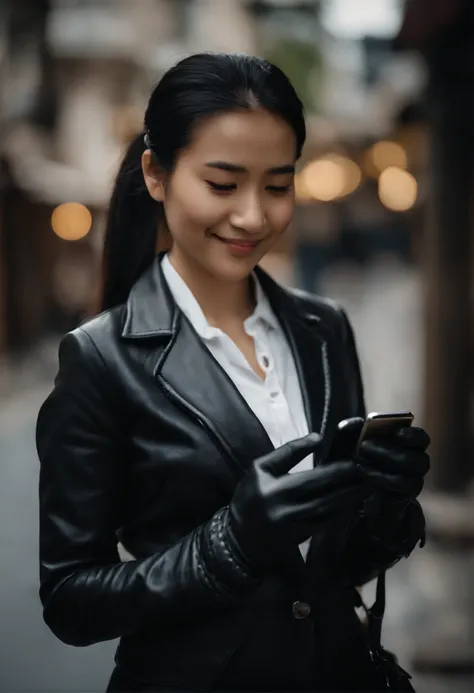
[36,254,424,692]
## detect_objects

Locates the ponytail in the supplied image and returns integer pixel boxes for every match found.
[99,132,160,312]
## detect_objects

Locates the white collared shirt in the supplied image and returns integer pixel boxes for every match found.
[161,253,313,562]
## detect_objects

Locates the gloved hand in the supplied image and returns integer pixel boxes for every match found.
[328,417,430,500]
[356,424,431,500]
[331,417,430,550]
[225,432,368,572]
[323,418,430,585]
[326,416,364,462]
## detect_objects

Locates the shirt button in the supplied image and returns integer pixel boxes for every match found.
[292,601,311,619]
[270,390,280,399]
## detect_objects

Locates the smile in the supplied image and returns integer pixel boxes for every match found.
[213,235,261,256]
[214,236,260,247]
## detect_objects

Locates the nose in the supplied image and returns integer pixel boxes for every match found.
[229,194,266,236]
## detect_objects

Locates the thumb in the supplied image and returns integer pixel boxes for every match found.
[257,433,323,476]
[326,417,364,461]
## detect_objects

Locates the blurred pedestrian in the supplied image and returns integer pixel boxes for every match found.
[293,203,339,294]
[36,53,430,693]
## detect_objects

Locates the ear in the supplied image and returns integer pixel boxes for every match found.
[141,149,166,202]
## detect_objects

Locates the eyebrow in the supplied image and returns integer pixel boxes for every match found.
[205,161,295,175]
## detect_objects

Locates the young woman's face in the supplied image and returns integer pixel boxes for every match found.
[145,108,297,283]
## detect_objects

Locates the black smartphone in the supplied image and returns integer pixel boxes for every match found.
[355,411,414,456]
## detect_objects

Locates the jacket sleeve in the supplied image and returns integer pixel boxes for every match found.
[333,307,426,587]
[37,329,260,648]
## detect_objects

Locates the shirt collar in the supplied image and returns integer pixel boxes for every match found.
[160,252,279,341]
[246,273,280,332]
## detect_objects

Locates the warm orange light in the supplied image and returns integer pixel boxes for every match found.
[378,167,418,212]
[368,141,407,174]
[294,172,313,203]
[302,159,344,201]
[329,154,362,197]
[300,155,361,202]
[51,203,92,241]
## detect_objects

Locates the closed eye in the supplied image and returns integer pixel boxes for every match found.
[267,185,292,194]
[206,181,236,192]
[207,181,292,194]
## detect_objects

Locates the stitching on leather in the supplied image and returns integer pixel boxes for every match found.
[320,340,331,438]
[196,519,239,602]
[194,527,215,593]
[213,509,251,581]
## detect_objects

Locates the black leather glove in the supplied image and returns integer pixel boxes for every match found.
[330,417,430,502]
[326,418,430,585]
[201,433,367,592]
[332,417,429,547]
[356,424,431,499]
[201,432,368,589]
[356,424,430,549]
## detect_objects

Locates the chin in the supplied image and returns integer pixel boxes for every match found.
[209,256,258,283]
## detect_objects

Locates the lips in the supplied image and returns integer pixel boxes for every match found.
[214,236,259,248]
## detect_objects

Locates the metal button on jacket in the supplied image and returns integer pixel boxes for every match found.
[292,600,311,619]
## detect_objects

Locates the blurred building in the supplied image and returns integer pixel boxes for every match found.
[0,0,262,353]
[0,0,465,373]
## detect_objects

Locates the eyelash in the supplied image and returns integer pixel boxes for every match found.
[206,181,292,194]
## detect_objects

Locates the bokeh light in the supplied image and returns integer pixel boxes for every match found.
[303,158,345,201]
[300,155,361,202]
[329,154,362,197]
[378,166,418,211]
[294,172,314,203]
[366,140,408,176]
[51,203,92,241]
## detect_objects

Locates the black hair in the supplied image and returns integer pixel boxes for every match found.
[99,52,306,312]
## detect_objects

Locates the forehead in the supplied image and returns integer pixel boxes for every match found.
[180,109,297,168]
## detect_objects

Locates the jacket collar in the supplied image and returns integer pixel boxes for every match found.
[121,252,175,340]
[121,252,317,340]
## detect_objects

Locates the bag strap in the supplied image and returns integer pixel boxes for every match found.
[356,570,386,653]
[363,571,417,690]
[367,569,386,650]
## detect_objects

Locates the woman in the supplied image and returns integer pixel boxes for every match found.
[37,53,430,693]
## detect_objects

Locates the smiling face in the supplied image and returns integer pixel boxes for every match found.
[142,108,297,284]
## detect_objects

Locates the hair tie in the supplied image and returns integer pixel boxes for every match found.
[144,131,152,149]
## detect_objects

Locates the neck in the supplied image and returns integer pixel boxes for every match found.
[166,247,256,328]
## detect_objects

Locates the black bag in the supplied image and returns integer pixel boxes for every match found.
[358,571,416,691]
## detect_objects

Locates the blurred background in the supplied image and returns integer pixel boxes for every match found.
[1,1,473,691]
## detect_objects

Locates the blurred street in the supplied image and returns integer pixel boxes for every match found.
[1,259,473,693]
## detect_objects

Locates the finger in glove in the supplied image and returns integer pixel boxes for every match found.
[257,432,323,476]
[298,483,368,522]
[394,425,431,452]
[326,417,364,461]
[277,460,362,502]
[278,483,368,546]
[355,463,424,497]
[358,439,430,477]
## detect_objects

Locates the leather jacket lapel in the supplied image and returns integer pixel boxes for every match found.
[157,313,275,480]
[121,254,336,481]
[121,253,274,481]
